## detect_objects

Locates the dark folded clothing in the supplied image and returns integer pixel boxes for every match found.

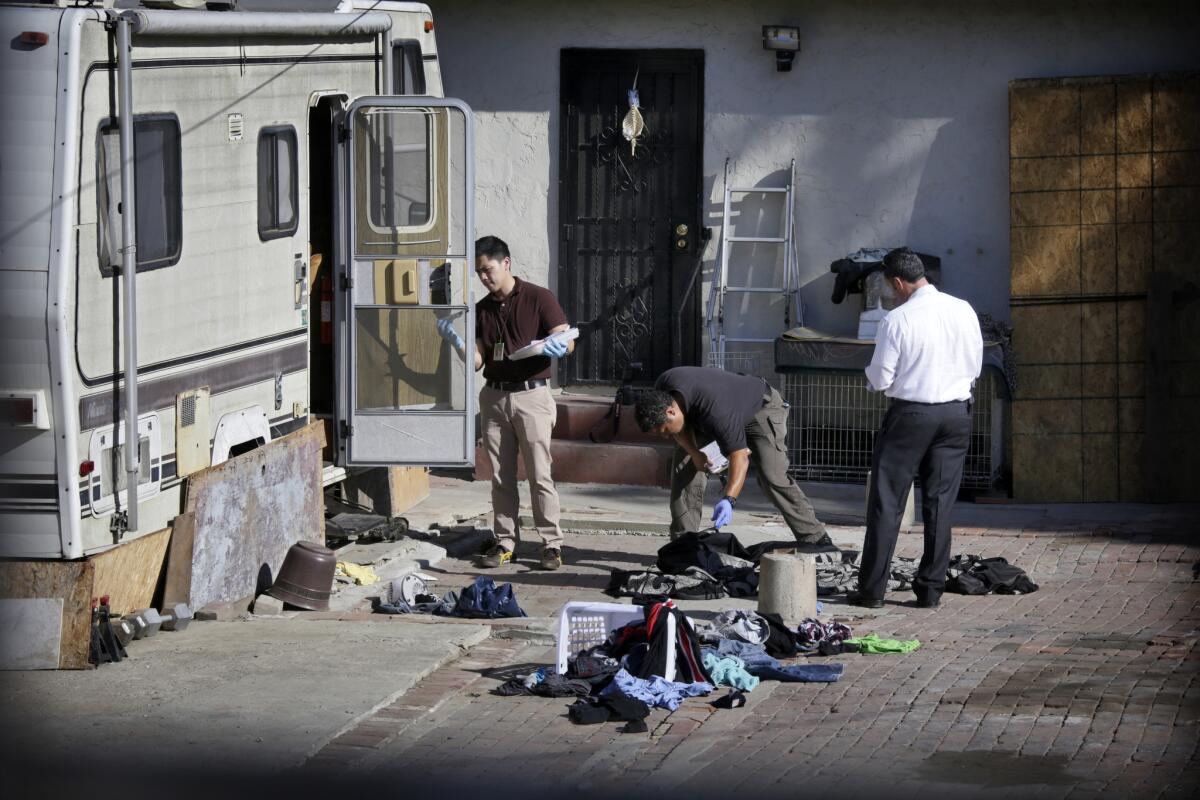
[567,694,651,725]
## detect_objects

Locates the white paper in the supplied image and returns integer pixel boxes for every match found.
[508,327,580,360]
[700,441,728,473]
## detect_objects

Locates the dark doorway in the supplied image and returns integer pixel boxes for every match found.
[558,49,704,386]
[308,95,343,416]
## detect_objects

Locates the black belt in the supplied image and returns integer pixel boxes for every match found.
[486,378,548,392]
[889,398,970,407]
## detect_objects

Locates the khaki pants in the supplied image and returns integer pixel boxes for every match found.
[481,384,562,551]
[670,388,827,541]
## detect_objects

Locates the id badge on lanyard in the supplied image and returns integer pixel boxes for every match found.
[493,340,505,361]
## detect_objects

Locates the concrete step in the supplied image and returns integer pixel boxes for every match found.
[473,438,673,487]
[552,393,659,443]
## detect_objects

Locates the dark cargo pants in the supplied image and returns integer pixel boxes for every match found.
[669,388,827,542]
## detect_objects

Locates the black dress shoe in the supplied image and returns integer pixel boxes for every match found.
[915,595,941,608]
[846,591,884,609]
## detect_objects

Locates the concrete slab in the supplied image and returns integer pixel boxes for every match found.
[0,618,489,772]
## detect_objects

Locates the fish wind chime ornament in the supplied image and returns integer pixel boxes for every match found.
[621,71,645,156]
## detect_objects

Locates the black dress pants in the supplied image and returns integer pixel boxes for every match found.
[857,399,972,602]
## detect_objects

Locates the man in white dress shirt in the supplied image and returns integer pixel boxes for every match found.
[848,249,984,609]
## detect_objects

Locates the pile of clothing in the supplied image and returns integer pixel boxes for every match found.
[494,601,862,726]
[372,575,527,619]
[606,530,1040,602]
[606,529,912,601]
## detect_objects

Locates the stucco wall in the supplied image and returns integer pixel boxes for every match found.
[430,0,1197,341]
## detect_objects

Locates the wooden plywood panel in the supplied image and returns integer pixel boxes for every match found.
[162,512,195,607]
[1082,363,1118,397]
[1012,399,1081,436]
[1013,434,1082,502]
[1153,151,1200,187]
[1116,79,1152,152]
[1081,192,1116,226]
[1012,192,1079,227]
[1080,83,1116,154]
[1116,301,1146,363]
[1011,226,1081,297]
[1119,432,1146,501]
[1151,75,1200,151]
[388,466,430,514]
[1118,363,1145,398]
[1117,153,1152,188]
[1083,399,1118,433]
[183,423,324,611]
[1116,188,1151,223]
[1081,302,1117,363]
[89,527,171,616]
[1010,84,1079,157]
[1016,364,1081,400]
[1083,434,1119,502]
[1081,224,1116,293]
[1010,157,1078,192]
[1012,305,1082,365]
[0,560,94,670]
[1153,186,1200,223]
[1080,155,1115,189]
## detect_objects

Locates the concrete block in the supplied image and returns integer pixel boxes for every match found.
[251,594,284,616]
[758,553,817,628]
[0,598,63,671]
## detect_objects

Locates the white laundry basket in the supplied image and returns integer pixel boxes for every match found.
[554,601,676,680]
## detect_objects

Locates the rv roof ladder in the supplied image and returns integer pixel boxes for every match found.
[704,158,802,373]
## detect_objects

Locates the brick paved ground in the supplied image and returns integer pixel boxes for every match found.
[299,526,1200,798]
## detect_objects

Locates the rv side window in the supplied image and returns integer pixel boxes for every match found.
[393,40,427,95]
[257,126,299,241]
[97,115,183,275]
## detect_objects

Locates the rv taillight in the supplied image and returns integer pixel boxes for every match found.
[20,31,49,47]
[424,20,434,32]
[79,460,95,478]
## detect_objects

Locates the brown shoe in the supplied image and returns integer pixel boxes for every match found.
[539,547,562,571]
[479,545,513,568]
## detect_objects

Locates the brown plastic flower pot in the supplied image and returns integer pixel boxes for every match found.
[266,541,336,611]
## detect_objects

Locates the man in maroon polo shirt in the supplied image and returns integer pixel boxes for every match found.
[437,236,574,570]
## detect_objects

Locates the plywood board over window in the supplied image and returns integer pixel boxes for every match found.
[1009,72,1200,503]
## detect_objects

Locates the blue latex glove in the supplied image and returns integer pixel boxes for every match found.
[436,318,464,351]
[712,499,733,528]
[542,336,569,358]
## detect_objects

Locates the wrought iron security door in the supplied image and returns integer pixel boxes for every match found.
[559,49,704,385]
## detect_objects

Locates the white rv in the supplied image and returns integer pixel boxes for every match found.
[0,0,477,559]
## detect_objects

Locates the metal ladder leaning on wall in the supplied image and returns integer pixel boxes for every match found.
[705,158,803,371]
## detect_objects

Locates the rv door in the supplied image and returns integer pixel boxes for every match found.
[334,98,475,467]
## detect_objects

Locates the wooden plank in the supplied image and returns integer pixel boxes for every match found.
[0,560,94,670]
[162,511,195,607]
[89,527,172,616]
[388,466,430,514]
[1144,275,1171,502]
[182,422,324,610]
